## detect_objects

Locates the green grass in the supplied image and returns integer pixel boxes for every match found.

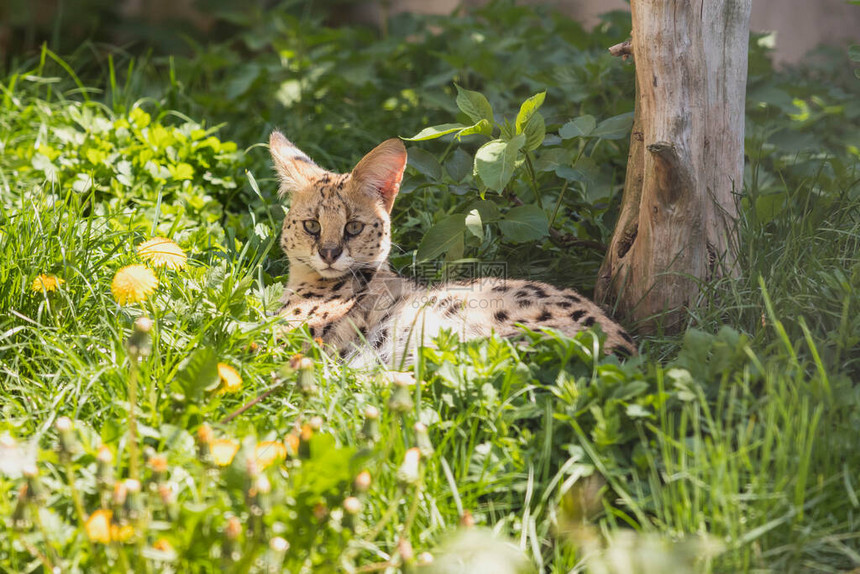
[1,3,859,573]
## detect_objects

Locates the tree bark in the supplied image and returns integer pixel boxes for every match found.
[596,0,751,334]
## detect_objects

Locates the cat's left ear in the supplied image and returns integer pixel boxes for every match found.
[269,131,325,197]
[351,139,407,212]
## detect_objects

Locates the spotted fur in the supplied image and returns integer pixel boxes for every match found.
[270,132,637,366]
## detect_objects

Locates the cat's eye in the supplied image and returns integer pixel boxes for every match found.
[303,220,321,235]
[344,221,365,237]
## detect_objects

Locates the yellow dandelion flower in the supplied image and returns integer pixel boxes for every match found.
[211,438,240,466]
[284,433,299,457]
[216,363,242,394]
[254,441,287,469]
[31,274,64,293]
[85,509,113,544]
[110,522,135,543]
[111,265,158,305]
[137,237,187,270]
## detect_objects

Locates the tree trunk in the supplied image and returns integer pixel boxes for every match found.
[596,0,751,334]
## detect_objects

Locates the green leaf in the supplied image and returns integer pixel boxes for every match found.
[849,45,860,63]
[404,120,491,142]
[498,204,549,243]
[474,134,526,192]
[455,84,494,124]
[407,147,442,180]
[466,199,502,223]
[171,348,220,402]
[559,115,596,139]
[405,123,468,141]
[169,162,195,181]
[416,214,467,261]
[592,112,634,140]
[465,208,484,240]
[554,157,599,184]
[457,119,493,139]
[534,148,574,173]
[445,148,473,182]
[523,112,546,151]
[625,404,652,419]
[515,91,546,133]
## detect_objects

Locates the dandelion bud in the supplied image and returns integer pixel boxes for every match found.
[296,357,317,396]
[246,474,269,542]
[397,448,421,487]
[312,502,328,521]
[123,479,143,521]
[55,416,77,461]
[196,424,214,464]
[222,516,242,565]
[126,316,153,359]
[343,496,361,515]
[284,433,300,458]
[299,424,313,459]
[459,509,475,528]
[22,464,44,504]
[249,475,272,515]
[270,536,289,552]
[158,483,178,521]
[148,454,168,485]
[354,470,372,493]
[413,422,434,458]
[112,480,128,508]
[135,316,153,333]
[158,483,174,505]
[388,373,414,414]
[288,353,305,370]
[268,536,290,570]
[417,552,434,566]
[12,484,30,530]
[360,406,381,443]
[197,423,214,444]
[96,445,114,493]
[245,456,259,479]
[225,516,242,540]
[343,496,362,530]
[398,538,415,565]
[153,538,174,554]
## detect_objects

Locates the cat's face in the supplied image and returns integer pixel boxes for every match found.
[270,132,407,280]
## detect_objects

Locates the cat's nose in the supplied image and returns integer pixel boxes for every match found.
[319,245,343,264]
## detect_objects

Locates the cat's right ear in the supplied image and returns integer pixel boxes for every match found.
[269,131,324,197]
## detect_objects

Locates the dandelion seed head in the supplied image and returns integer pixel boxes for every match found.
[343,496,362,514]
[354,470,372,492]
[270,536,289,552]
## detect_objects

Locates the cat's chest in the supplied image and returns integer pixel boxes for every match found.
[280,273,406,342]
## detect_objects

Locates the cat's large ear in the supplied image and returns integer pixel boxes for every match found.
[351,139,407,212]
[269,131,325,197]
